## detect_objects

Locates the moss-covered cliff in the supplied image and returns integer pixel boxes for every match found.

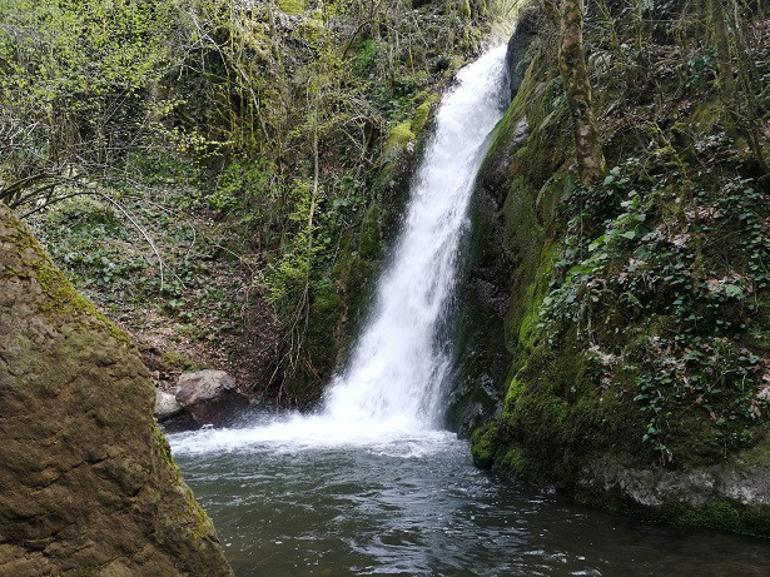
[0,203,233,576]
[465,3,770,537]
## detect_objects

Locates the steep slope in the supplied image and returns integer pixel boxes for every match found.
[0,203,233,576]
[464,3,770,536]
[2,0,498,409]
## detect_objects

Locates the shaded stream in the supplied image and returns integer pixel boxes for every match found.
[172,430,769,577]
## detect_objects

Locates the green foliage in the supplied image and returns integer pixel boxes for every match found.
[353,39,378,74]
[537,154,770,464]
[4,0,497,403]
[210,159,270,215]
[0,0,178,182]
[30,177,245,346]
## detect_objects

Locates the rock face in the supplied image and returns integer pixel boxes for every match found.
[574,455,770,536]
[465,9,770,538]
[581,457,770,509]
[503,6,540,99]
[447,121,530,436]
[155,389,184,419]
[0,204,234,577]
[447,11,540,436]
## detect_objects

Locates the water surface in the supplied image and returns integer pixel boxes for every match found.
[172,429,769,577]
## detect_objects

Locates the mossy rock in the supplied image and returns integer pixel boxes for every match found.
[277,0,306,15]
[386,121,417,157]
[470,421,501,469]
[0,204,233,576]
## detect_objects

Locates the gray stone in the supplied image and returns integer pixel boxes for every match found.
[175,370,249,427]
[580,455,770,511]
[154,389,183,420]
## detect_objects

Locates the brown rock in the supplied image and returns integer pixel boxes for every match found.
[0,203,234,577]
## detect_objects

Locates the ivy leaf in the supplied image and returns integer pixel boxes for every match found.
[724,284,743,298]
[588,235,605,252]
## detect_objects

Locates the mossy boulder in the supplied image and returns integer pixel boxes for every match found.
[0,203,234,576]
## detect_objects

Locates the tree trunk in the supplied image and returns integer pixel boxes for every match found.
[558,0,606,186]
[710,0,736,121]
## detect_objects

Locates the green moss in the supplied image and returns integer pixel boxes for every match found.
[740,505,770,537]
[501,376,525,419]
[37,253,131,345]
[516,241,557,350]
[386,121,416,157]
[733,432,770,469]
[357,203,382,262]
[151,422,179,472]
[499,445,528,475]
[150,421,215,541]
[296,12,326,44]
[480,97,520,167]
[3,209,131,345]
[470,421,500,469]
[665,412,724,469]
[678,501,741,531]
[277,0,306,14]
[411,93,438,136]
[162,350,198,371]
[662,500,770,538]
[306,279,344,369]
[688,98,722,132]
[185,485,216,540]
[305,202,384,377]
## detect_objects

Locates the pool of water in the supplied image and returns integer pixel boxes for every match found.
[170,428,770,577]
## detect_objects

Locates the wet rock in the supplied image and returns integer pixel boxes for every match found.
[503,6,540,102]
[572,454,770,536]
[449,118,530,436]
[580,456,770,509]
[175,370,249,427]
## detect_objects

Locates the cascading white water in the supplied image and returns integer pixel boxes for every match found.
[322,44,509,429]
[171,44,508,453]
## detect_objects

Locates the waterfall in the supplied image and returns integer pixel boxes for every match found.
[323,45,509,429]
[171,44,508,453]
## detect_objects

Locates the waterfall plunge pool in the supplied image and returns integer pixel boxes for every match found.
[170,426,769,577]
[170,43,767,577]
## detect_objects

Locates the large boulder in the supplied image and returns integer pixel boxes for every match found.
[175,370,249,428]
[0,203,234,577]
